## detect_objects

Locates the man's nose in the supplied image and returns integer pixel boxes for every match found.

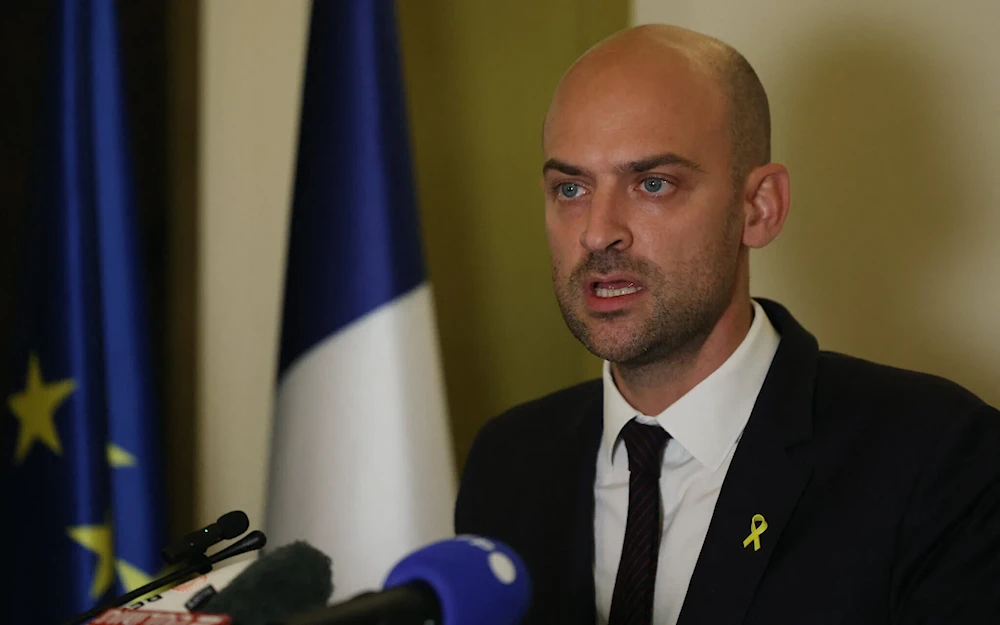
[580,189,633,252]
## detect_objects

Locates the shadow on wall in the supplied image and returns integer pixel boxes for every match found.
[763,21,999,407]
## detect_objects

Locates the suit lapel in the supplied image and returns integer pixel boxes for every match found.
[677,299,819,625]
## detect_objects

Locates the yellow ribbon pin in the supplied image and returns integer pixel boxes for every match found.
[742,514,768,551]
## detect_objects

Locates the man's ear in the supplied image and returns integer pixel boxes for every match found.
[741,163,790,249]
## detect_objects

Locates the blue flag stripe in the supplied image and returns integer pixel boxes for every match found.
[61,0,109,538]
[278,0,425,374]
[89,0,165,561]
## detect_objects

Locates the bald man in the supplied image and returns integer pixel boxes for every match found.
[454,24,1000,625]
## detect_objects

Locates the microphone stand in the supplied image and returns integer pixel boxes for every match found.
[61,555,211,625]
[60,529,266,625]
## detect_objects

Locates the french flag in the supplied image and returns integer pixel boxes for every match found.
[264,0,456,600]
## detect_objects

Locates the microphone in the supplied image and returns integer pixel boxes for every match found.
[60,530,267,625]
[206,530,268,565]
[283,535,531,625]
[163,510,251,564]
[198,541,333,625]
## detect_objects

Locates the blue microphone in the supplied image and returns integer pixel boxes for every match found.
[283,535,531,625]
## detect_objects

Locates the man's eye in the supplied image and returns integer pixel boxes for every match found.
[642,177,669,193]
[558,182,584,199]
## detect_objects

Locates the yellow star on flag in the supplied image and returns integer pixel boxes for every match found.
[68,519,116,600]
[7,352,76,463]
[107,443,137,468]
[116,560,155,591]
[69,513,160,598]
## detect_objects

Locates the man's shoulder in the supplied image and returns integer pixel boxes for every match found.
[474,378,603,447]
[817,350,986,404]
[764,297,994,417]
[458,379,602,494]
[814,349,995,421]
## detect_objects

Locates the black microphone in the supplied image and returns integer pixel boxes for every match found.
[163,510,251,565]
[206,529,268,565]
[199,541,333,625]
[60,529,267,625]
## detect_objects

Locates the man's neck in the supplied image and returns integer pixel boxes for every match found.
[611,297,755,416]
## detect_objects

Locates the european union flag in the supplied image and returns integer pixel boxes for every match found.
[0,1,167,622]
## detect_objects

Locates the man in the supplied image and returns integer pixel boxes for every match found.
[454,24,1000,625]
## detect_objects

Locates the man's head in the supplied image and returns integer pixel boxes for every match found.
[542,24,789,366]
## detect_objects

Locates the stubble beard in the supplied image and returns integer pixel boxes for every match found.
[552,213,741,370]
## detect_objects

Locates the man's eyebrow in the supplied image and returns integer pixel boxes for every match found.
[615,152,705,174]
[542,159,593,177]
[542,153,705,177]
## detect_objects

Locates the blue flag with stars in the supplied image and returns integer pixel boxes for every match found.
[0,0,167,622]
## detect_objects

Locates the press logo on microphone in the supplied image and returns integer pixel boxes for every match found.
[456,535,518,585]
[89,608,231,625]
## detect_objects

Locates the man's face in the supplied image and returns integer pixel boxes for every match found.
[542,52,745,365]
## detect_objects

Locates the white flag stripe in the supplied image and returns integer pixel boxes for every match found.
[265,284,456,600]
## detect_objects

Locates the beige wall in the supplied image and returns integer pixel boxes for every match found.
[194,0,310,526]
[634,0,1000,408]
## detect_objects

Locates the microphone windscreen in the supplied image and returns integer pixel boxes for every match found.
[201,541,333,625]
[383,535,531,625]
[217,510,250,539]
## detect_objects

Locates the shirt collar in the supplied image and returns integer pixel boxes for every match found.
[601,298,781,472]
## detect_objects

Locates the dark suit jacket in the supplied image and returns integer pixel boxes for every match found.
[455,299,1000,625]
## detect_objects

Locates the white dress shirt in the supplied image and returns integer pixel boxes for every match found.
[594,299,781,625]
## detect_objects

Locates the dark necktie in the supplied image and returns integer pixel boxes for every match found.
[607,419,671,625]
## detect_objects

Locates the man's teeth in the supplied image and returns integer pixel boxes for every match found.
[594,285,643,298]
